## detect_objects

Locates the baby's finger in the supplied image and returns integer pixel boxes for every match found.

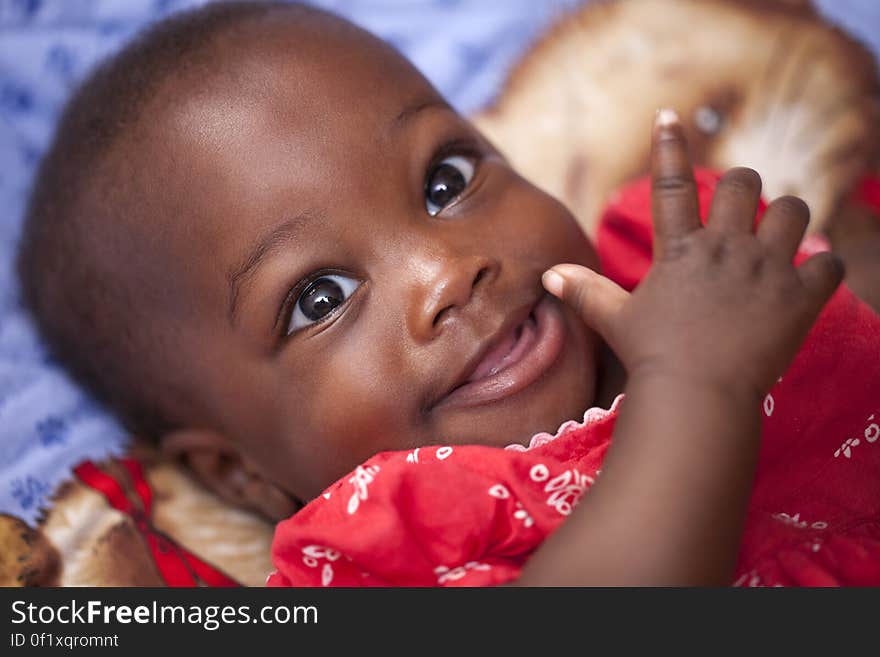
[797,252,845,309]
[757,196,810,262]
[651,108,701,257]
[542,264,629,352]
[707,168,762,235]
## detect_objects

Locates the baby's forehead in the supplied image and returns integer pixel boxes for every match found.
[123,10,443,296]
[151,15,438,191]
[140,9,440,197]
[157,10,433,122]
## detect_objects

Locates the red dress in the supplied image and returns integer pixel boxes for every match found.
[268,171,880,587]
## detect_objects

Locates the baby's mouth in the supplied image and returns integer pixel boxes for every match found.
[464,312,538,382]
[436,294,566,411]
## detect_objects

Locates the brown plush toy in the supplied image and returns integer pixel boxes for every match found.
[2,0,877,587]
[0,447,274,587]
[475,0,880,237]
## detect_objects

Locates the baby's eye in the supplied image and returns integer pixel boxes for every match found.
[424,154,476,216]
[287,274,360,334]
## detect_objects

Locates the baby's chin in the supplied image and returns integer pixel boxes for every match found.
[493,378,599,449]
[436,384,597,451]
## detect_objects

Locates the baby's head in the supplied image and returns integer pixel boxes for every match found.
[18,1,601,516]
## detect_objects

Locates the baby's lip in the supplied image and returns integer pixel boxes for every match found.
[432,293,565,411]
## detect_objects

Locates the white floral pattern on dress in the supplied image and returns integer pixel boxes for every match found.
[832,413,879,459]
[865,415,878,443]
[434,561,490,585]
[732,570,763,587]
[528,463,593,516]
[773,512,828,530]
[544,469,591,515]
[763,393,775,417]
[513,502,535,528]
[835,437,860,459]
[487,484,534,527]
[347,464,380,514]
[301,545,343,587]
[763,377,783,417]
[488,484,510,499]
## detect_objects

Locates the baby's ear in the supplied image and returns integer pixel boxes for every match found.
[159,429,301,521]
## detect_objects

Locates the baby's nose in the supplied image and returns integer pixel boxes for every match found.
[408,254,497,342]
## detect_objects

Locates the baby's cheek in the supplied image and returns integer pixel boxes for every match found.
[522,188,595,268]
[555,212,597,267]
[301,368,412,474]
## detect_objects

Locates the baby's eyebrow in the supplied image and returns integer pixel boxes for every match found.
[227,212,316,324]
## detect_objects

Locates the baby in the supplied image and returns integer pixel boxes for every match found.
[16,1,880,586]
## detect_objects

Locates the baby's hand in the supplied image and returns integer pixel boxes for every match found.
[543,109,844,401]
[529,113,844,585]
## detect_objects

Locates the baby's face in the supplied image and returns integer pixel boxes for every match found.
[141,16,600,501]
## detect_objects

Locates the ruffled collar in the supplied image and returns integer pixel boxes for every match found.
[504,394,624,452]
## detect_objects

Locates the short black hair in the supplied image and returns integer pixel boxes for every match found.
[17,0,307,439]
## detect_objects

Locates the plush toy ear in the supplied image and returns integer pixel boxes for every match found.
[0,513,60,586]
[160,429,301,521]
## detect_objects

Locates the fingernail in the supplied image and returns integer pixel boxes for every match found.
[655,107,680,128]
[542,270,564,297]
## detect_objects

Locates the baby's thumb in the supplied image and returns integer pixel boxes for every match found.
[542,264,628,345]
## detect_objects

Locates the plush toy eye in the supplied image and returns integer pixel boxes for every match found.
[694,105,723,135]
[287,274,360,334]
[424,154,476,216]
